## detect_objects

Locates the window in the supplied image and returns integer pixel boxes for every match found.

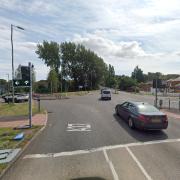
[121,102,129,108]
[128,104,137,113]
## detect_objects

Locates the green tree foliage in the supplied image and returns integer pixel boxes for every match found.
[36,41,61,74]
[47,69,59,93]
[34,80,49,93]
[60,42,109,90]
[131,66,145,83]
[105,64,116,88]
[118,76,137,91]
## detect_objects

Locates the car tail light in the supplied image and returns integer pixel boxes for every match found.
[162,115,168,122]
[138,115,148,122]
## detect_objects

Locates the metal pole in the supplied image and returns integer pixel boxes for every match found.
[135,70,136,93]
[61,68,63,98]
[6,74,9,95]
[29,62,32,128]
[91,71,92,91]
[179,94,180,111]
[155,78,158,107]
[11,24,15,103]
[169,98,170,110]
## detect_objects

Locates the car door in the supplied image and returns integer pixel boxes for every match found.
[128,104,138,120]
[119,102,129,120]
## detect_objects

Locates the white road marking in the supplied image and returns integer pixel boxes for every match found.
[67,123,91,132]
[103,149,119,180]
[23,138,180,159]
[126,147,153,180]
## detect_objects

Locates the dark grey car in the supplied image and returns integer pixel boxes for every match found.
[115,101,168,130]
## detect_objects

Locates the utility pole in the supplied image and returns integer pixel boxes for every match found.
[29,62,32,128]
[91,71,92,91]
[11,24,14,103]
[11,24,24,103]
[155,78,158,107]
[135,70,137,93]
[6,74,9,95]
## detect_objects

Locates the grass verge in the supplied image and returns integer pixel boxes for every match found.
[0,101,45,117]
[0,126,41,174]
[54,90,93,97]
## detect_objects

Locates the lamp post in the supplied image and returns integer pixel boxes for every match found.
[11,24,25,103]
[6,73,9,95]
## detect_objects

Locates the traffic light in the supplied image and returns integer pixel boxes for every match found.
[153,79,162,88]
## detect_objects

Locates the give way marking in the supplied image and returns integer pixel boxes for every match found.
[67,123,91,132]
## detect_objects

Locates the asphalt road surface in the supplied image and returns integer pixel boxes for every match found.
[2,91,180,180]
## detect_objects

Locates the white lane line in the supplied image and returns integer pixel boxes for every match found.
[126,147,153,180]
[23,138,180,159]
[103,149,119,180]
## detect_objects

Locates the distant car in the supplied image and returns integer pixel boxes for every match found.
[101,89,111,100]
[3,93,29,103]
[115,101,168,130]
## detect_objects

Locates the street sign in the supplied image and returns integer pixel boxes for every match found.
[21,66,30,82]
[13,65,31,87]
[13,79,30,87]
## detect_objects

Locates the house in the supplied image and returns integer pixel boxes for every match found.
[167,77,180,92]
[139,81,152,92]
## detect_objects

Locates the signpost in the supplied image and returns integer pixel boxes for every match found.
[13,63,33,128]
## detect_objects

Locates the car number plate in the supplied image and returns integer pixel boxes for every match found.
[151,118,161,123]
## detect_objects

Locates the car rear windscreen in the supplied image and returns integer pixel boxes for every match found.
[138,104,159,113]
[102,91,110,94]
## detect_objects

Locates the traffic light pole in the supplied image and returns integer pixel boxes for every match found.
[29,62,32,128]
[155,78,158,107]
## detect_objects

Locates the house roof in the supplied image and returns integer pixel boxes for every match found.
[167,76,180,82]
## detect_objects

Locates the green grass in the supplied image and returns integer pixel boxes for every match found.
[54,90,93,97]
[0,101,45,117]
[0,126,41,174]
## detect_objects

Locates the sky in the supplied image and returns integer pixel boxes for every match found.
[0,0,180,80]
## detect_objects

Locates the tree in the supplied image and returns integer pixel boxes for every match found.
[60,42,108,90]
[118,76,137,91]
[105,64,116,88]
[131,66,145,83]
[36,41,61,74]
[47,69,59,93]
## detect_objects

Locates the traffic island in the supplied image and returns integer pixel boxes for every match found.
[0,110,47,177]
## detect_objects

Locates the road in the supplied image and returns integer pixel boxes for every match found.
[2,91,180,180]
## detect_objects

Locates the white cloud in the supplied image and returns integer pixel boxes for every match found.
[73,33,180,75]
[1,0,180,80]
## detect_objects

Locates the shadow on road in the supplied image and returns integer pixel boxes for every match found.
[113,114,168,142]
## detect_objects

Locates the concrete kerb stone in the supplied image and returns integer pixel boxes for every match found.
[0,111,48,179]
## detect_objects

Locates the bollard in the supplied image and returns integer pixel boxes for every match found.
[37,98,40,112]
[159,99,163,109]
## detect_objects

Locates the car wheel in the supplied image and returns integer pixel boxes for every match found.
[128,117,135,129]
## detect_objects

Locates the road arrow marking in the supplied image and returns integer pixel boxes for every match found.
[67,123,91,132]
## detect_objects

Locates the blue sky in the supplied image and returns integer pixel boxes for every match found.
[0,0,180,80]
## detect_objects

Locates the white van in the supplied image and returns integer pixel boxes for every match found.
[101,89,111,100]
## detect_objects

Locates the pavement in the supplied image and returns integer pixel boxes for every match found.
[1,91,180,180]
[0,114,47,128]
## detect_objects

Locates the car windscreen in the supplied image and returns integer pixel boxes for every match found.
[137,104,159,113]
[102,91,110,94]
